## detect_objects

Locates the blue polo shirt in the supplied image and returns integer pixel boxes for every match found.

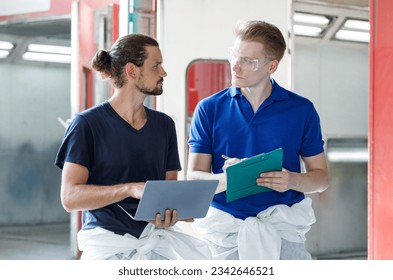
[188,79,324,220]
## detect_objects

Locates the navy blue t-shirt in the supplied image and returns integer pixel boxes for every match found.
[55,101,181,237]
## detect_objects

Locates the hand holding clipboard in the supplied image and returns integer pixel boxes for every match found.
[225,148,283,203]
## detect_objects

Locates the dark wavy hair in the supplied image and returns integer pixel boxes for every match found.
[91,34,159,88]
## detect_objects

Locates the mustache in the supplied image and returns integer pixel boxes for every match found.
[158,78,164,83]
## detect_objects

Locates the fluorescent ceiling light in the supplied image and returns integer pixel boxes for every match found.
[22,43,71,63]
[293,12,370,43]
[0,41,14,50]
[344,19,370,31]
[294,13,330,26]
[293,25,323,37]
[27,44,71,55]
[22,52,71,63]
[0,50,10,58]
[335,19,370,43]
[293,12,332,37]
[335,30,370,43]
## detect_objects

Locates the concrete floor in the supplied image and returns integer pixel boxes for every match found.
[0,222,74,260]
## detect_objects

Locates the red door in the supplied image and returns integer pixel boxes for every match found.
[185,60,231,174]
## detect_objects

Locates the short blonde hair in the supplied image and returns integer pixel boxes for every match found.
[234,20,286,62]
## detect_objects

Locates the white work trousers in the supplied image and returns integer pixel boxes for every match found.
[193,197,316,260]
[77,223,213,260]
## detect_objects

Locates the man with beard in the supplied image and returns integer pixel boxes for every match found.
[55,34,211,260]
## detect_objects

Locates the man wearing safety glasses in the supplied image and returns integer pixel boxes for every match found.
[187,20,329,260]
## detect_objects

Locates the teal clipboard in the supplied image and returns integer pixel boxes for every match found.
[226,148,283,203]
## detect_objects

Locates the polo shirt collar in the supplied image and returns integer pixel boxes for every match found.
[229,78,289,102]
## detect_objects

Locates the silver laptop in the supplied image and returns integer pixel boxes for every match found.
[117,180,218,221]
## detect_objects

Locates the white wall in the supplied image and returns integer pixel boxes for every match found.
[157,0,291,178]
[293,41,369,138]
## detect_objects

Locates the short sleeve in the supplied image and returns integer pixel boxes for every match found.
[55,114,94,170]
[300,104,325,157]
[166,118,182,172]
[188,102,213,154]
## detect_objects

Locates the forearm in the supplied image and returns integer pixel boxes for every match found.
[61,182,139,212]
[187,170,226,194]
[289,168,329,194]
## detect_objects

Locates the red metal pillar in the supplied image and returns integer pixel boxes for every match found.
[369,0,393,259]
[70,0,119,259]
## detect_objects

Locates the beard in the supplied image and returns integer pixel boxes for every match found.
[136,77,164,96]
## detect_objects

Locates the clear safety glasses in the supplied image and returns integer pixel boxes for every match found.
[228,48,271,71]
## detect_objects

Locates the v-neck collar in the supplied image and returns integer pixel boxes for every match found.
[105,101,150,133]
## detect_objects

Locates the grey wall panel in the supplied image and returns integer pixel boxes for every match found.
[0,62,70,225]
